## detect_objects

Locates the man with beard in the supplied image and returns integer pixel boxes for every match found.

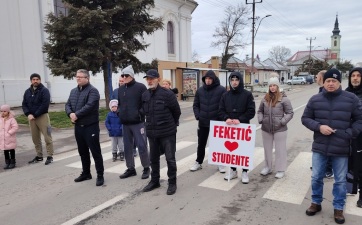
[141,69,181,195]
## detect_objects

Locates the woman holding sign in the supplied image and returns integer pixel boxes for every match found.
[257,75,294,179]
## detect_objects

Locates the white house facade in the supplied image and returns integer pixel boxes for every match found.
[0,0,197,106]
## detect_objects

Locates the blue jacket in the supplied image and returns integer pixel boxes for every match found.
[22,83,50,118]
[302,87,362,156]
[105,111,123,137]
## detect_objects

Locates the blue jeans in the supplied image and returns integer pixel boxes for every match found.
[311,152,348,210]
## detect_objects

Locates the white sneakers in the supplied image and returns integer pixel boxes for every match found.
[275,171,285,179]
[260,167,272,176]
[190,162,202,171]
[224,170,238,180]
[241,171,249,184]
[218,165,226,173]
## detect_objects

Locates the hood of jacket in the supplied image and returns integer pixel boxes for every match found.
[347,67,362,93]
[228,71,244,93]
[202,70,220,90]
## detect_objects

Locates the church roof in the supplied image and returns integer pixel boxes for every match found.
[287,49,330,63]
[333,15,340,35]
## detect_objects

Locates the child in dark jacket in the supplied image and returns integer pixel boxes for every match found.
[105,100,124,161]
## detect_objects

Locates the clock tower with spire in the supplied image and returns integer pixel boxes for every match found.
[330,14,341,64]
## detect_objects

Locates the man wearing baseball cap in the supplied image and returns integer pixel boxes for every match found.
[302,68,362,224]
[141,69,181,195]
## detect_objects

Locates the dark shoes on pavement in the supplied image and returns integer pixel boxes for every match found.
[119,152,125,161]
[141,168,150,179]
[28,156,43,164]
[74,173,92,182]
[357,197,362,208]
[167,183,177,195]
[143,181,161,192]
[334,209,345,224]
[96,175,104,186]
[119,169,137,179]
[306,203,322,216]
[45,156,53,165]
[112,153,117,162]
[4,159,16,169]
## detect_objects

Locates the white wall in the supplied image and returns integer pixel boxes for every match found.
[0,0,195,106]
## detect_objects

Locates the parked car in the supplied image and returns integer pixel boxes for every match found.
[287,77,306,85]
[297,75,314,84]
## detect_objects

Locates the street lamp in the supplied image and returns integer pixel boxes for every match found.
[251,14,271,83]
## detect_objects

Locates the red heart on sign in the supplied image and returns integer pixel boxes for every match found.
[224,141,238,152]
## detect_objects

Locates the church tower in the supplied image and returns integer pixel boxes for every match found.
[330,14,341,64]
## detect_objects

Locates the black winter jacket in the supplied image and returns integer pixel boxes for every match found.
[219,72,256,123]
[118,79,147,125]
[302,87,362,157]
[193,73,226,127]
[142,85,181,138]
[65,83,100,126]
[22,83,50,118]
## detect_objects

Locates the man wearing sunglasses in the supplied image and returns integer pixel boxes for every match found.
[117,65,151,179]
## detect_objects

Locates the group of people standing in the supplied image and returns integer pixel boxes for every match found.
[190,70,293,183]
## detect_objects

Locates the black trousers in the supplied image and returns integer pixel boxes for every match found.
[75,123,104,176]
[196,126,209,164]
[149,135,177,184]
[4,149,15,159]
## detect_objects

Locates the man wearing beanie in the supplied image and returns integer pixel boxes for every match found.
[345,67,362,208]
[190,70,226,172]
[117,65,151,179]
[22,73,54,165]
[218,72,256,183]
[302,68,362,224]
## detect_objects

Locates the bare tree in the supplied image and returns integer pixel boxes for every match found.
[192,50,201,63]
[211,4,249,69]
[268,46,291,63]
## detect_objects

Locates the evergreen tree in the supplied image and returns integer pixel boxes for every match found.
[43,0,163,104]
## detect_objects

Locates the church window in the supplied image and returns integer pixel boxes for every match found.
[334,40,337,46]
[167,21,175,54]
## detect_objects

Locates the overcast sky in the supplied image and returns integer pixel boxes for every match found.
[191,0,362,65]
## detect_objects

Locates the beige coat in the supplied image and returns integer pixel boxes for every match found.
[257,92,294,133]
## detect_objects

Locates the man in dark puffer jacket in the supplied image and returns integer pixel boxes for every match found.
[302,68,362,224]
[65,69,104,187]
[190,70,226,172]
[141,69,181,195]
[345,67,362,207]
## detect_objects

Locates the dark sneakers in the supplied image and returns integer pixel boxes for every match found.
[357,198,362,208]
[112,153,117,162]
[96,175,104,186]
[167,183,177,195]
[45,156,53,165]
[141,168,150,179]
[119,169,137,179]
[143,181,161,192]
[28,156,43,164]
[334,209,345,224]
[74,173,92,182]
[306,203,322,216]
[119,152,125,161]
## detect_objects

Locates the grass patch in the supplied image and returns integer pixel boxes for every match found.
[16,108,109,129]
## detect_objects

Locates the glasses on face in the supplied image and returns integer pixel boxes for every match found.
[121,74,130,78]
[0,111,8,112]
[76,76,87,79]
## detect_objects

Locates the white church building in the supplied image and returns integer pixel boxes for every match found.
[0,0,198,106]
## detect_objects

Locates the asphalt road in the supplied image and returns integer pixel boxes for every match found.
[1,80,360,225]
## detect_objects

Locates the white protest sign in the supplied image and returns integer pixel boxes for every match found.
[208,120,256,170]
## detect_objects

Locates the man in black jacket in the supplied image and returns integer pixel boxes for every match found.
[65,69,104,187]
[118,65,150,179]
[22,73,54,165]
[345,67,362,208]
[218,72,256,183]
[190,70,226,172]
[141,69,181,195]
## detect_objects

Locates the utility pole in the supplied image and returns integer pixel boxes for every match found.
[306,37,316,73]
[246,0,263,85]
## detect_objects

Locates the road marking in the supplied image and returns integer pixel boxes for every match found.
[56,142,112,161]
[61,193,129,225]
[345,194,361,216]
[104,141,196,174]
[198,147,266,191]
[263,152,312,204]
